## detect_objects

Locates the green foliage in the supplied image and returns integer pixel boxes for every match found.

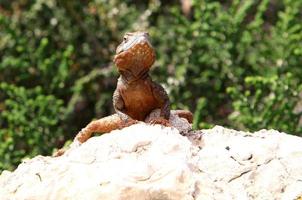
[152,0,302,130]
[0,0,301,171]
[228,74,302,134]
[0,83,64,170]
[0,0,144,171]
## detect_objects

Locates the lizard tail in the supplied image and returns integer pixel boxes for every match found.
[171,110,193,123]
[74,114,123,143]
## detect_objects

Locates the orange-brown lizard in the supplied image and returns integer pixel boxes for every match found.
[62,32,193,152]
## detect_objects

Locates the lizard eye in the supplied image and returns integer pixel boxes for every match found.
[123,36,128,42]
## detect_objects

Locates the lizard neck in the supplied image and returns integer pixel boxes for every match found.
[119,68,150,85]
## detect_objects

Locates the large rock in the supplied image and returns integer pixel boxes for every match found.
[1,122,302,199]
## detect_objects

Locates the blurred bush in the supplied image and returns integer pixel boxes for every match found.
[0,0,301,171]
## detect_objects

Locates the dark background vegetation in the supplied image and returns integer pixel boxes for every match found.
[0,0,301,171]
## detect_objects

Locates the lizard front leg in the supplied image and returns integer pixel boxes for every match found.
[150,81,171,126]
[113,88,139,128]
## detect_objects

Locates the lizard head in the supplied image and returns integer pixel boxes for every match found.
[114,32,155,73]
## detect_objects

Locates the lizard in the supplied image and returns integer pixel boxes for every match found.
[59,31,193,153]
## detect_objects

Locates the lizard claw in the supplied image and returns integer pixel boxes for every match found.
[53,148,66,157]
[149,118,171,127]
[119,119,139,129]
[53,140,82,157]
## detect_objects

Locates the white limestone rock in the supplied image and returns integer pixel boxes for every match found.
[1,124,302,200]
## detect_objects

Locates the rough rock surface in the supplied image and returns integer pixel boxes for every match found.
[1,118,302,200]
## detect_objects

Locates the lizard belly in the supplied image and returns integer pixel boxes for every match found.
[120,81,158,121]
